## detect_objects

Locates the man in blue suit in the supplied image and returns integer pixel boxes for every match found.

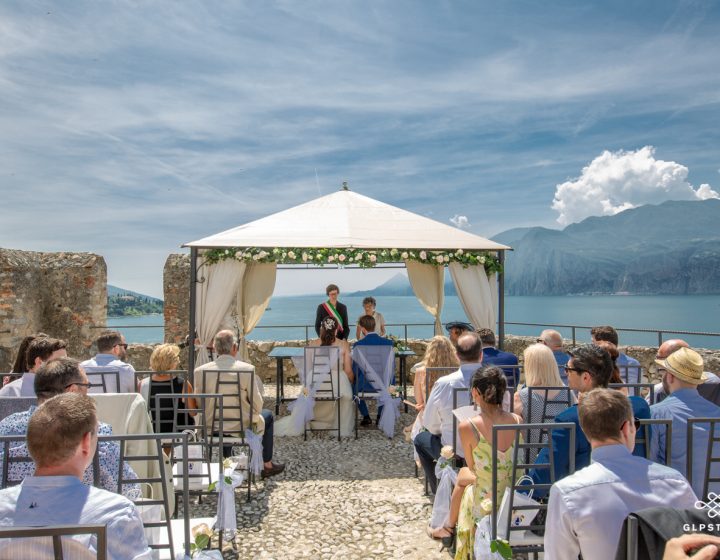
[352,315,394,426]
[530,344,651,495]
[477,328,519,387]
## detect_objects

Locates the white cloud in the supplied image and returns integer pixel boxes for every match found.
[450,215,470,229]
[552,146,719,225]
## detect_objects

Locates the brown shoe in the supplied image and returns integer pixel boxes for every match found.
[261,462,285,479]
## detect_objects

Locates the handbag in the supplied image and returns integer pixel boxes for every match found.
[173,430,208,490]
[495,475,541,540]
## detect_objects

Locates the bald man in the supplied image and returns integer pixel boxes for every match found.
[539,329,570,383]
[650,340,719,404]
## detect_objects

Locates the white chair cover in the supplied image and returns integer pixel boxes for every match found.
[352,345,399,438]
[288,347,340,434]
[429,457,458,530]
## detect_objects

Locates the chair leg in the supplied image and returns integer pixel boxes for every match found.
[337,399,341,442]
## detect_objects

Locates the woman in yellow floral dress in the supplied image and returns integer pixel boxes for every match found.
[429,366,521,559]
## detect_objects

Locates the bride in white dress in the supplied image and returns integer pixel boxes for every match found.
[275,316,356,437]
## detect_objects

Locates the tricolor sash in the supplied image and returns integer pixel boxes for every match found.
[322,301,344,333]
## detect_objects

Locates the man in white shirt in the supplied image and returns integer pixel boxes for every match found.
[414,331,482,493]
[0,393,151,559]
[545,388,697,560]
[80,330,136,393]
[0,337,67,397]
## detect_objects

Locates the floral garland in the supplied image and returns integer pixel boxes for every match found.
[202,247,503,274]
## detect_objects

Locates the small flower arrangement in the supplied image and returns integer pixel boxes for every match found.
[387,335,408,352]
[438,445,455,469]
[388,385,401,399]
[190,523,214,557]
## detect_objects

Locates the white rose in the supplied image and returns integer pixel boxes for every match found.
[234,251,243,258]
[401,252,409,259]
[369,254,377,262]
[436,255,444,264]
[480,256,486,264]
[440,445,454,460]
[457,248,464,255]
[302,252,308,262]
[356,252,363,260]
[328,255,335,262]
[390,248,398,256]
[420,251,427,260]
[338,254,346,262]
[443,255,450,263]
[252,254,260,261]
[315,254,322,260]
[288,251,296,259]
[258,250,267,259]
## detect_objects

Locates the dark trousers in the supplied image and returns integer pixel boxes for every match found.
[353,365,394,418]
[221,408,274,463]
[414,431,466,494]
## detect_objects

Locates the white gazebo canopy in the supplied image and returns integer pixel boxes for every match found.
[182,187,511,368]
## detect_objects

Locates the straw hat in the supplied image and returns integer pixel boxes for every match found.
[654,347,707,385]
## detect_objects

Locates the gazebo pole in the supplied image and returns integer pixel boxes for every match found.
[188,247,198,375]
[498,251,506,350]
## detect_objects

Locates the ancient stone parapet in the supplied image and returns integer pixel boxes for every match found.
[164,254,190,345]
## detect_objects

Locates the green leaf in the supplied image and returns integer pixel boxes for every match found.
[224,476,233,485]
[195,533,210,550]
[490,539,512,559]
[207,482,217,492]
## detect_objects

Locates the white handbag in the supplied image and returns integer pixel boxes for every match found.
[173,431,208,490]
[495,475,540,540]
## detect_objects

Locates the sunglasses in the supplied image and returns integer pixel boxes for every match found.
[115,343,128,349]
[564,366,585,375]
[625,417,642,431]
[65,381,92,390]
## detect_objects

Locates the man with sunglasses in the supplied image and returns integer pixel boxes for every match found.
[0,358,141,498]
[545,388,696,560]
[530,344,651,492]
[80,329,136,393]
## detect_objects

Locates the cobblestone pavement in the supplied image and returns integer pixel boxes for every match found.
[191,384,451,560]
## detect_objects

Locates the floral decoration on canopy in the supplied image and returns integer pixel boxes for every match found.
[202,247,502,274]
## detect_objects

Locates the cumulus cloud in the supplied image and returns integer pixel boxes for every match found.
[450,214,470,229]
[552,146,719,225]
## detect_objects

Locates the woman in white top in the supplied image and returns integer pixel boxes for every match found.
[355,296,386,339]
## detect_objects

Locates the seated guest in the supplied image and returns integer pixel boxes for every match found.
[0,393,151,559]
[514,343,572,462]
[140,343,197,434]
[538,329,570,383]
[545,388,696,560]
[415,332,483,494]
[352,315,394,426]
[0,337,67,397]
[0,358,141,499]
[194,330,285,478]
[355,296,386,339]
[592,325,641,384]
[2,332,48,387]
[429,366,521,559]
[530,344,651,492]
[476,328,519,386]
[650,339,720,405]
[650,347,720,498]
[595,340,629,395]
[80,330,136,393]
[445,321,474,345]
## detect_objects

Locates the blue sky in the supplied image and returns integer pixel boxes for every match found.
[1,1,719,297]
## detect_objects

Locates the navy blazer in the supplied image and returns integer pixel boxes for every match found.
[482,347,519,385]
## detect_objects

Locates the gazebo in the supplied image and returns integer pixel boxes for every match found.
[183,185,511,369]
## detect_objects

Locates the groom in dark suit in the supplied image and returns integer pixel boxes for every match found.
[314,284,350,340]
[352,315,395,426]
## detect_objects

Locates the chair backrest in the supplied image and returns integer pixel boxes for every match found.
[81,368,121,394]
[503,364,522,388]
[136,370,188,399]
[0,397,37,422]
[618,363,643,385]
[610,382,655,403]
[490,422,577,548]
[303,346,341,399]
[687,417,720,500]
[524,386,574,462]
[637,418,672,464]
[0,435,34,489]
[0,524,107,560]
[352,344,395,391]
[196,369,254,442]
[424,367,458,403]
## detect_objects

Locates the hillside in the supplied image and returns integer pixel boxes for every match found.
[348,273,457,297]
[107,285,163,316]
[494,199,720,295]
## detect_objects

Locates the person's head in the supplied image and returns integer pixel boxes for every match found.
[320,316,338,346]
[362,297,376,315]
[326,284,340,304]
[655,346,706,394]
[594,340,622,384]
[11,333,48,373]
[538,329,564,351]
[445,321,473,344]
[34,358,90,403]
[523,343,563,387]
[656,339,689,360]
[470,366,506,408]
[27,393,98,475]
[423,336,460,369]
[590,325,619,346]
[565,345,614,393]
[578,388,636,451]
[213,330,237,356]
[150,343,181,372]
[455,332,483,364]
[26,337,67,372]
[357,314,376,335]
[476,328,496,348]
[96,330,128,360]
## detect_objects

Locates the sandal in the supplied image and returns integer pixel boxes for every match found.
[426,525,454,541]
[440,527,456,550]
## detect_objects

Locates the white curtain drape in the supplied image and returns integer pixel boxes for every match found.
[405,259,445,335]
[195,259,245,368]
[449,262,495,330]
[488,271,498,324]
[235,262,277,361]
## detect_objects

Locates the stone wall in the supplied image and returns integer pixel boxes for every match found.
[0,248,106,370]
[164,253,190,345]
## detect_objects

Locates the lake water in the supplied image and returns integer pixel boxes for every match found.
[109,295,720,349]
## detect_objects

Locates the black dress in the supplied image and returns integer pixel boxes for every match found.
[147,376,195,433]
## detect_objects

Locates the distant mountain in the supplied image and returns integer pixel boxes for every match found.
[348,273,457,297]
[107,285,163,317]
[495,199,720,295]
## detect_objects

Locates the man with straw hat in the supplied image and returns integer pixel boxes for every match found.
[650,347,720,498]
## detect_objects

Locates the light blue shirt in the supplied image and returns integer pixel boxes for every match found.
[617,353,642,384]
[80,354,136,393]
[0,373,36,397]
[0,476,151,559]
[545,444,697,560]
[553,350,570,384]
[650,387,720,498]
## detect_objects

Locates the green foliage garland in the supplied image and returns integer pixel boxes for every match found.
[202,247,502,274]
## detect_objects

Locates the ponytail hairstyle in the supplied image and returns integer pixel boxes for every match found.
[470,365,507,406]
[320,316,338,346]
